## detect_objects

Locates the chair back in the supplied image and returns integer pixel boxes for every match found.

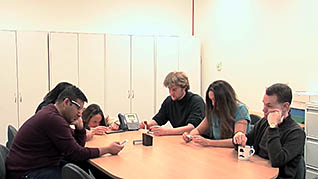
[0,144,9,179]
[62,163,95,179]
[0,145,9,160]
[6,125,18,149]
[250,114,262,125]
[295,156,306,179]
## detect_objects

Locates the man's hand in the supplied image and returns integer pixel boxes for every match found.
[72,117,84,130]
[99,142,124,156]
[107,142,124,155]
[267,110,284,127]
[233,131,247,146]
[150,126,167,136]
[182,132,192,143]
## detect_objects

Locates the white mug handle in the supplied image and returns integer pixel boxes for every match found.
[249,147,255,156]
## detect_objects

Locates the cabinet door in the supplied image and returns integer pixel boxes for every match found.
[155,37,179,111]
[0,31,18,144]
[131,36,155,121]
[179,37,201,95]
[79,34,105,108]
[17,31,49,126]
[105,35,130,117]
[49,32,78,88]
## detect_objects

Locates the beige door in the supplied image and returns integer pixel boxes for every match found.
[17,31,49,126]
[131,36,155,122]
[155,37,179,112]
[49,32,78,88]
[105,34,130,117]
[79,33,105,108]
[178,37,201,96]
[0,31,18,144]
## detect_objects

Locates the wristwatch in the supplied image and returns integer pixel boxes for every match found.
[269,123,278,128]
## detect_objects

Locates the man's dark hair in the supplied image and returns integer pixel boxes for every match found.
[56,85,88,103]
[266,83,292,104]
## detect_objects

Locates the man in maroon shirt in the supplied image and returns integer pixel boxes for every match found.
[6,85,124,179]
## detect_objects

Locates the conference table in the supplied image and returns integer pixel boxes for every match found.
[86,130,278,179]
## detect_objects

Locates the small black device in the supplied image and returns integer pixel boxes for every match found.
[118,113,139,131]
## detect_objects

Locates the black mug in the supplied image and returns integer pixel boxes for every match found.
[142,133,153,146]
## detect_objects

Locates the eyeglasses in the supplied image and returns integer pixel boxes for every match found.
[70,100,82,110]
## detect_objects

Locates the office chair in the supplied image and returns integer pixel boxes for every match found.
[6,125,18,149]
[295,156,306,179]
[249,114,262,130]
[0,145,9,160]
[250,114,262,125]
[62,163,95,179]
[0,144,9,179]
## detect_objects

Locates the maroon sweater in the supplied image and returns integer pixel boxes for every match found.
[6,104,99,179]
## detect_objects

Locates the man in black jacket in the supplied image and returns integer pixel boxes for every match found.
[233,83,305,179]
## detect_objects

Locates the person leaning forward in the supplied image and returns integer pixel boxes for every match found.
[6,85,124,179]
[233,83,305,179]
[139,71,205,136]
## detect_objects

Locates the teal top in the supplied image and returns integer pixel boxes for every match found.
[211,103,250,139]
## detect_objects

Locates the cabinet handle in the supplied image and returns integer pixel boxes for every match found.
[132,90,134,99]
[19,93,22,103]
[128,90,131,98]
[14,93,17,103]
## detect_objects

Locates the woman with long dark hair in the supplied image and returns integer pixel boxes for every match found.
[35,82,72,113]
[82,104,119,141]
[183,80,251,147]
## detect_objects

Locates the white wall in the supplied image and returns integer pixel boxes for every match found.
[0,0,192,36]
[196,0,318,113]
[2,0,317,114]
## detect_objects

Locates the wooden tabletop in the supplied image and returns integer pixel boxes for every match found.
[86,130,278,179]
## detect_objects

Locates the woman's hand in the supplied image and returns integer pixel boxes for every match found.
[109,122,120,131]
[92,126,108,135]
[182,132,192,143]
[192,135,210,147]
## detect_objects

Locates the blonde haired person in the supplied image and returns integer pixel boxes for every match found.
[139,71,205,136]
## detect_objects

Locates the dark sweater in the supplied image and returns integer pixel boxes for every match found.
[153,91,205,128]
[6,104,99,179]
[246,115,305,179]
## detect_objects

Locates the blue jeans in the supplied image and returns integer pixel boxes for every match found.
[22,167,62,179]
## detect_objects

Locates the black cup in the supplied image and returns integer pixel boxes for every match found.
[142,133,153,146]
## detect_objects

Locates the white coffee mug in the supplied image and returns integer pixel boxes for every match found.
[238,145,255,160]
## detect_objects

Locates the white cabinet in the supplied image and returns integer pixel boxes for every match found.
[131,36,155,121]
[0,31,18,145]
[50,32,106,109]
[156,37,179,112]
[178,37,201,95]
[78,33,105,109]
[105,35,201,123]
[104,35,131,117]
[155,36,201,112]
[0,30,49,144]
[0,30,201,145]
[104,35,156,121]
[49,32,78,87]
[16,31,49,125]
[305,103,318,178]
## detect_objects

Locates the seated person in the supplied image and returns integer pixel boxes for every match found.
[35,82,72,113]
[139,71,205,136]
[6,86,124,179]
[183,80,250,147]
[82,104,119,140]
[233,83,305,178]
